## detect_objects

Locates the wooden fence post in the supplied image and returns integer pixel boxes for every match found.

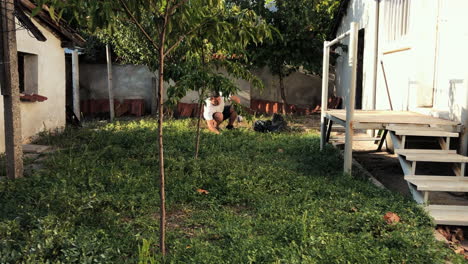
[0,0,23,179]
[106,44,115,121]
[72,50,80,120]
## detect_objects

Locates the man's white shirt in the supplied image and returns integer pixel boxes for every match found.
[203,97,225,121]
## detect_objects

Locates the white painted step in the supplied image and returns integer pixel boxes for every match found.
[393,129,459,138]
[23,144,51,153]
[426,205,468,226]
[395,149,456,155]
[403,153,468,163]
[386,125,444,131]
[329,137,381,142]
[404,176,468,192]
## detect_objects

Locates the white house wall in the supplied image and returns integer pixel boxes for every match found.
[335,0,468,153]
[432,0,468,124]
[0,19,66,152]
[334,0,377,111]
[376,0,439,111]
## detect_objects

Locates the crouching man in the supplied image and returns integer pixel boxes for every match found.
[203,91,240,134]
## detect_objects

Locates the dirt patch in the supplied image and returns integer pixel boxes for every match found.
[152,209,192,231]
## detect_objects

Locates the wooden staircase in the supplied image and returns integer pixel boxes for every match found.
[387,125,468,226]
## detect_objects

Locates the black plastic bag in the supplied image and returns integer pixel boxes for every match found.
[253,114,288,133]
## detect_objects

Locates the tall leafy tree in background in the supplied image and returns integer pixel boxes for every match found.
[227,0,340,114]
[35,0,269,256]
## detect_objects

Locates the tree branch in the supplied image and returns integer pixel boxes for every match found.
[168,0,189,15]
[118,0,160,52]
[164,10,221,57]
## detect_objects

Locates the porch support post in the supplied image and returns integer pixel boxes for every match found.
[0,0,23,179]
[72,49,80,120]
[320,41,330,151]
[371,0,380,112]
[344,22,359,173]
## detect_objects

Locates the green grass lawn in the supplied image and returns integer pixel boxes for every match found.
[0,119,463,263]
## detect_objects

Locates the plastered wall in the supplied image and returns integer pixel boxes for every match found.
[80,64,323,110]
[0,19,66,152]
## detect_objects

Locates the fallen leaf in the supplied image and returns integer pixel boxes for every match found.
[196,189,209,195]
[383,212,400,224]
[437,227,452,241]
[461,240,468,250]
[454,246,464,255]
[434,230,449,243]
[454,228,464,241]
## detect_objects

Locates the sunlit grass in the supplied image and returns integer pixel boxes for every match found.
[0,118,463,263]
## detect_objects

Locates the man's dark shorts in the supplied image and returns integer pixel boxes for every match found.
[212,106,232,121]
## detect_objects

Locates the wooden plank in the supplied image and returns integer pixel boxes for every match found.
[386,125,442,131]
[352,123,385,130]
[404,153,468,163]
[394,130,459,137]
[405,175,466,181]
[329,137,381,142]
[395,149,457,155]
[324,112,346,126]
[377,130,388,151]
[383,47,411,55]
[326,120,333,143]
[405,176,468,192]
[325,110,460,126]
[426,205,468,226]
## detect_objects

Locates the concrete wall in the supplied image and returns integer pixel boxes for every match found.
[80,64,323,110]
[0,18,67,152]
[335,0,468,153]
[251,67,323,108]
[79,64,163,112]
[79,64,252,109]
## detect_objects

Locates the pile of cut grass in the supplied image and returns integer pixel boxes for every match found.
[0,119,463,263]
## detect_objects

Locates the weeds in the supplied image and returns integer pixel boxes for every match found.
[0,118,464,263]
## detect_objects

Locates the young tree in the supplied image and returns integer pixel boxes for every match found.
[227,0,341,114]
[36,0,268,256]
[166,6,270,159]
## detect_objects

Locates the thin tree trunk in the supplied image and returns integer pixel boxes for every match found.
[151,76,158,115]
[158,16,167,258]
[194,93,203,159]
[194,43,207,159]
[279,73,288,115]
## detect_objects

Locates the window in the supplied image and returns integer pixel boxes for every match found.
[17,52,38,94]
[383,0,411,42]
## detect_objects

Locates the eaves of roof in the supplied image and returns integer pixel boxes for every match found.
[17,0,85,48]
[329,0,351,39]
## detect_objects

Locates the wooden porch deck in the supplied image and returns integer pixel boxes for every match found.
[323,109,468,226]
[324,110,462,131]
